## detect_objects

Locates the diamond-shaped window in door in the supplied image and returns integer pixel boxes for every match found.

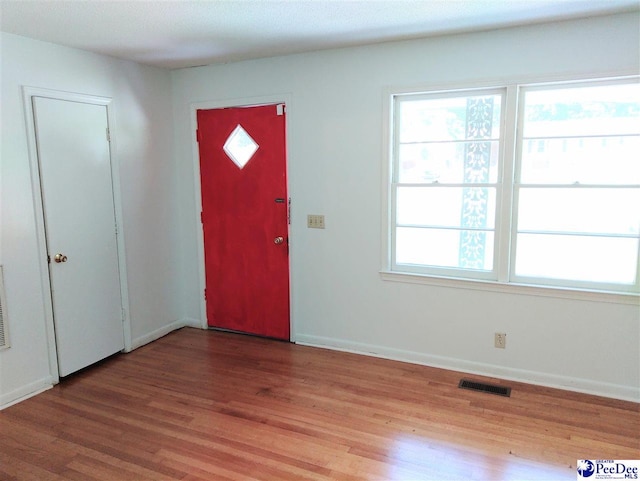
[223,124,258,169]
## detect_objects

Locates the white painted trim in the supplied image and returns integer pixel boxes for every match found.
[103,101,134,352]
[181,317,205,329]
[386,70,640,99]
[0,266,11,350]
[380,88,393,277]
[189,93,296,341]
[0,376,54,410]
[497,85,519,283]
[380,271,639,305]
[129,318,203,351]
[22,86,62,384]
[296,334,640,402]
[21,86,131,380]
[189,105,207,331]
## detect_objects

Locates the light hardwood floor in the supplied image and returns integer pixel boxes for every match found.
[1,327,638,480]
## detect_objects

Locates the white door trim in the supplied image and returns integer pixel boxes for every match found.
[189,93,295,341]
[22,86,132,383]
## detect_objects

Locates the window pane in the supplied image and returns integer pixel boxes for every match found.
[518,188,640,235]
[522,83,640,138]
[393,91,502,277]
[399,94,501,143]
[396,227,494,271]
[520,136,640,184]
[390,80,639,292]
[398,141,500,183]
[223,124,258,169]
[397,187,496,228]
[515,233,638,284]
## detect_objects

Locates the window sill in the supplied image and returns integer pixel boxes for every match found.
[379,271,639,305]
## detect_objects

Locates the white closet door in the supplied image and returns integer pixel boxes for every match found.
[33,96,124,376]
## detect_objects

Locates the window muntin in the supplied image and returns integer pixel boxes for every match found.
[392,90,504,278]
[390,78,640,294]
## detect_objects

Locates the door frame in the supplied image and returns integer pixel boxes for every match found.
[190,94,295,341]
[22,86,132,383]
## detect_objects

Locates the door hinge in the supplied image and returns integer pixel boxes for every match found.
[106,128,111,142]
[200,211,204,224]
[204,289,207,300]
[196,129,201,143]
[287,197,291,225]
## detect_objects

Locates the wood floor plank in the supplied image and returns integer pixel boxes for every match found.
[1,327,638,480]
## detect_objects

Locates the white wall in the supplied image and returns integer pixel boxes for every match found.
[1,13,638,407]
[0,33,182,407]
[172,13,640,400]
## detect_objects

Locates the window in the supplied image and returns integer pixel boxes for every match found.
[389,78,640,294]
[223,124,259,169]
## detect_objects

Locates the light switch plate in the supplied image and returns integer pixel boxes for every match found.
[307,214,325,229]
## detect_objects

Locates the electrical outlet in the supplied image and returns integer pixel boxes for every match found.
[494,332,506,349]
[307,214,325,229]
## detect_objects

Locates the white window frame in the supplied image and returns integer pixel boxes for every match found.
[511,78,640,294]
[390,87,508,282]
[383,76,640,300]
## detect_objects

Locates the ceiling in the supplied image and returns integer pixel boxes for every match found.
[1,0,638,70]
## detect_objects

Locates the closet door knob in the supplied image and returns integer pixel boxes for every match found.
[54,253,68,263]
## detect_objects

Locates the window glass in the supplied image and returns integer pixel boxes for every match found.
[398,141,500,184]
[514,81,640,290]
[515,234,638,284]
[393,91,503,277]
[399,95,502,143]
[397,187,497,229]
[390,78,640,294]
[517,188,640,235]
[522,84,640,138]
[396,227,495,271]
[520,136,640,184]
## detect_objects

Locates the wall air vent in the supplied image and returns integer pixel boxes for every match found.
[0,266,9,349]
[459,378,511,397]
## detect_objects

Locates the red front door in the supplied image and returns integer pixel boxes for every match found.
[197,104,290,340]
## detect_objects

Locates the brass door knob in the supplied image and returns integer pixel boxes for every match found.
[54,253,68,263]
[274,236,284,245]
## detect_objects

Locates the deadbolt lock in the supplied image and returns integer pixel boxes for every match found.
[274,236,284,245]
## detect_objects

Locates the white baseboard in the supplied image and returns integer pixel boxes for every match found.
[0,377,54,410]
[130,318,205,351]
[296,334,640,403]
[182,317,205,329]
